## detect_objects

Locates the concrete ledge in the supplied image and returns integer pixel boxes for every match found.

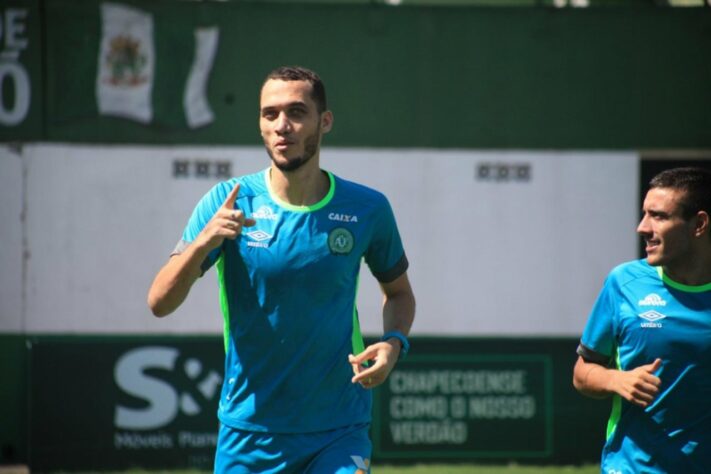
[0,466,30,474]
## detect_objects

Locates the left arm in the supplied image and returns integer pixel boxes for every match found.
[349,272,415,388]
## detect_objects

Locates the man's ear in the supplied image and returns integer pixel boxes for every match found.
[321,110,334,134]
[693,210,709,238]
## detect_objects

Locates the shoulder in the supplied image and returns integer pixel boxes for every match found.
[607,259,657,289]
[331,173,391,209]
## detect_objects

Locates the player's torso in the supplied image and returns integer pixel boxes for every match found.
[214,171,378,431]
[614,265,711,372]
[612,262,711,438]
[236,197,368,294]
[220,172,381,316]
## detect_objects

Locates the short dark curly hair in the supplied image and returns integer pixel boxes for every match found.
[649,167,711,220]
[262,66,327,113]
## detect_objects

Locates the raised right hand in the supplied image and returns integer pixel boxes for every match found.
[194,183,256,252]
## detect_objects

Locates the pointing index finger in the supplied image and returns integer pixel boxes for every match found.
[222,183,241,210]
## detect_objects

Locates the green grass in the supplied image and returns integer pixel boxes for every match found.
[55,465,600,474]
[375,465,600,473]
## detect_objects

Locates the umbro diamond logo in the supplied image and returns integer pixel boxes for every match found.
[246,230,272,241]
[638,310,666,328]
[245,230,272,248]
[638,293,667,307]
[638,310,666,322]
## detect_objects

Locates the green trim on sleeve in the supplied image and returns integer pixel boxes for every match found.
[216,254,230,353]
[351,274,366,356]
[605,350,622,440]
[352,308,365,356]
[265,169,335,212]
[657,266,711,293]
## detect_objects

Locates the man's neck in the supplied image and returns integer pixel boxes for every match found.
[663,248,711,286]
[269,162,330,207]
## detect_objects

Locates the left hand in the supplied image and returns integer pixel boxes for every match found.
[349,340,401,389]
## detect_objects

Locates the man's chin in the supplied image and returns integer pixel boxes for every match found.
[273,159,305,172]
[270,153,311,172]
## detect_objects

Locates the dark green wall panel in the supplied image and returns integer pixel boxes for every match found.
[0,335,29,465]
[3,334,611,469]
[0,0,43,141]
[39,1,711,148]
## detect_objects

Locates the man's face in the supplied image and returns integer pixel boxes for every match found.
[637,187,697,269]
[259,79,331,172]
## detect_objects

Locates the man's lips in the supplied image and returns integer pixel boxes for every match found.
[275,140,293,150]
[645,240,660,252]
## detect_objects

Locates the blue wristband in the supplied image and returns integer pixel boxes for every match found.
[381,331,409,360]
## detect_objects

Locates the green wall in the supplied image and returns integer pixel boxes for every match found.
[3,1,710,148]
[1,335,611,470]
[0,336,29,465]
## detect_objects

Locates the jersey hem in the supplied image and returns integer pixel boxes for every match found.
[217,412,373,435]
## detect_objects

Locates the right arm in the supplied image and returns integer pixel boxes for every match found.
[147,242,212,317]
[572,355,662,408]
[147,183,254,317]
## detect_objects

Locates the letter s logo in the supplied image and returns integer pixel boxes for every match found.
[114,347,179,430]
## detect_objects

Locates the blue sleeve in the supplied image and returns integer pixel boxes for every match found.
[577,273,618,365]
[364,196,408,283]
[175,179,238,273]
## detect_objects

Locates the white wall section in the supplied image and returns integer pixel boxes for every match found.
[0,145,638,335]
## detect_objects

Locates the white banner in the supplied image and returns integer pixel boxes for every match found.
[1,145,639,336]
[184,27,219,129]
[95,2,154,123]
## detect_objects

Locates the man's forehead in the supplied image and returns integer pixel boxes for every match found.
[260,79,314,108]
[644,187,686,210]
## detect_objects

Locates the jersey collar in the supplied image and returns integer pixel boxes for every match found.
[656,266,711,293]
[264,168,335,213]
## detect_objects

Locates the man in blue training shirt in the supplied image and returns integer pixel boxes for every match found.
[573,167,711,473]
[148,66,415,473]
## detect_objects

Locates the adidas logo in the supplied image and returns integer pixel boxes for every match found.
[638,293,667,307]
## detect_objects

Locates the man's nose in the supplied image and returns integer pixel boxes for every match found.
[637,215,650,235]
[275,113,292,133]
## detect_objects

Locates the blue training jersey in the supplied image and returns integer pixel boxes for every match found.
[578,259,711,473]
[177,169,408,433]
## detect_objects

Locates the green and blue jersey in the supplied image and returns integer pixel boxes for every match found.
[578,259,711,473]
[178,169,408,433]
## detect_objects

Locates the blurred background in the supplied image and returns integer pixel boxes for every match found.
[1,0,710,471]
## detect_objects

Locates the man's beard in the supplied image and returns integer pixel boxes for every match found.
[267,129,320,173]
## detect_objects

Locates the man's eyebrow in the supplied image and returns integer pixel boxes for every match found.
[261,101,308,112]
[645,208,669,217]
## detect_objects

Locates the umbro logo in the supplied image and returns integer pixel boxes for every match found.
[638,310,666,328]
[638,293,667,307]
[246,230,272,241]
[245,230,272,248]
